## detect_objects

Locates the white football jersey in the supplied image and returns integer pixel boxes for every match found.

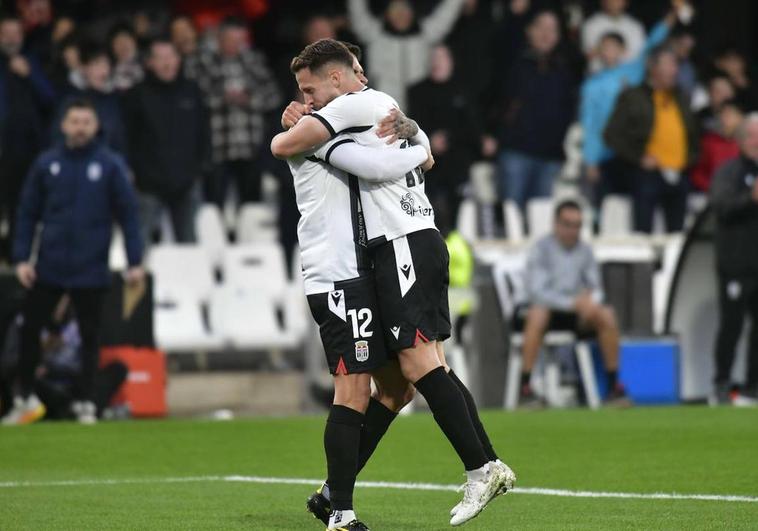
[312,87,437,245]
[288,138,369,295]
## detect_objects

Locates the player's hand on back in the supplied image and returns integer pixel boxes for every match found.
[281,101,310,130]
[376,108,418,144]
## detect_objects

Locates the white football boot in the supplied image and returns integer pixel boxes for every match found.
[450,460,516,517]
[450,460,515,526]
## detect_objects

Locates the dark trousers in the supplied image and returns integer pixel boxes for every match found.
[19,284,106,401]
[206,159,262,207]
[138,184,200,245]
[714,276,758,388]
[632,168,687,233]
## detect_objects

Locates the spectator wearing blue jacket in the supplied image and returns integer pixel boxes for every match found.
[0,15,56,262]
[2,99,143,427]
[580,10,676,203]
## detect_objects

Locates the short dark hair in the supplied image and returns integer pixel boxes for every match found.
[80,44,110,65]
[148,36,176,55]
[647,44,676,70]
[62,98,97,118]
[341,41,362,61]
[720,98,745,114]
[290,38,354,74]
[220,15,246,31]
[600,31,626,47]
[555,199,582,218]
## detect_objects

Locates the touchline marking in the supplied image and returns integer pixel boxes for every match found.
[0,475,756,504]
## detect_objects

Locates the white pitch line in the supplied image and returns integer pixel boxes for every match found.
[0,475,756,504]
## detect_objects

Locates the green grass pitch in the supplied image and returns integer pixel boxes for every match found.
[2,406,757,530]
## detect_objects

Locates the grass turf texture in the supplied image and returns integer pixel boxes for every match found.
[1,407,757,530]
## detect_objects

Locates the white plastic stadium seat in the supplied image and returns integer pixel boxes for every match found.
[502,200,525,243]
[236,202,278,243]
[154,290,224,352]
[599,195,633,237]
[222,243,288,297]
[469,162,498,204]
[456,198,478,241]
[148,245,215,303]
[109,226,128,271]
[492,256,600,410]
[526,198,554,239]
[196,204,227,268]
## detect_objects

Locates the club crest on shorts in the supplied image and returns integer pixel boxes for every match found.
[355,340,369,362]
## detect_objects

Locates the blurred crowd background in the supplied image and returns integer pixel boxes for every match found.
[0,0,756,264]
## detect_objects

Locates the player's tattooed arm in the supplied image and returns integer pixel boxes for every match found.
[376,108,418,144]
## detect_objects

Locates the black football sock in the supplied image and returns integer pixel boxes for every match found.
[520,371,531,388]
[607,370,618,390]
[356,397,397,474]
[413,367,488,471]
[324,404,364,511]
[448,370,499,462]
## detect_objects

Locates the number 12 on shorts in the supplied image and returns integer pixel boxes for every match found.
[347,308,373,339]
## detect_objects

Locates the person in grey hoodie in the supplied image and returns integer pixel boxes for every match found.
[348,0,465,110]
[520,199,630,407]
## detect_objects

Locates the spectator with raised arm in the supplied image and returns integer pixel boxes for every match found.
[580,8,677,203]
[582,0,645,72]
[348,0,465,110]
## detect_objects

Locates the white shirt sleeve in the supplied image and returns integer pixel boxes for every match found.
[312,91,393,137]
[322,139,427,183]
[409,127,431,152]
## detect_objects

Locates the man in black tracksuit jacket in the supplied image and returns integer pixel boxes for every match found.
[3,99,143,426]
[709,114,758,405]
[123,38,211,245]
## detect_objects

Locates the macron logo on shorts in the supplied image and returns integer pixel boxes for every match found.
[393,237,416,297]
[390,326,401,340]
[328,289,346,322]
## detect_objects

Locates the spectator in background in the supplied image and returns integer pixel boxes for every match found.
[709,113,758,407]
[582,0,645,72]
[46,16,78,92]
[696,75,736,133]
[185,17,281,206]
[55,46,126,153]
[713,48,757,111]
[347,0,465,110]
[109,24,144,92]
[170,15,198,61]
[2,99,143,426]
[604,46,698,233]
[123,38,210,245]
[408,44,481,232]
[491,0,535,86]
[0,15,55,262]
[580,9,676,204]
[521,200,629,407]
[690,100,743,192]
[445,0,497,105]
[492,10,577,213]
[18,0,54,71]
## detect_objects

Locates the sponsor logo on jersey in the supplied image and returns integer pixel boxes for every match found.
[355,340,369,362]
[390,326,401,340]
[399,192,433,217]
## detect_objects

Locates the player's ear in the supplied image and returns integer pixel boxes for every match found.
[328,68,341,88]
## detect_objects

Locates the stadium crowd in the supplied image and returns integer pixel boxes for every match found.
[0,0,756,261]
[0,0,758,420]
